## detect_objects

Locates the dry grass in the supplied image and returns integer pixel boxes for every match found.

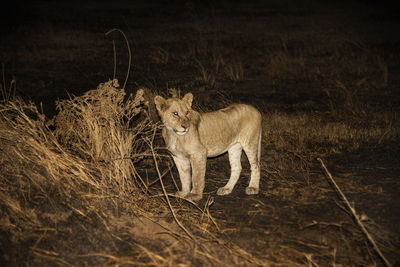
[1,33,399,264]
[1,80,398,266]
[0,64,16,104]
[1,3,399,265]
[51,79,149,192]
[263,110,399,156]
[318,158,392,267]
[0,79,277,266]
[0,80,157,265]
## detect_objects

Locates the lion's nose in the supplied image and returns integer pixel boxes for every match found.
[181,121,189,129]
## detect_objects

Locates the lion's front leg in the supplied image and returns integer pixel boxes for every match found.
[172,156,191,198]
[187,150,207,201]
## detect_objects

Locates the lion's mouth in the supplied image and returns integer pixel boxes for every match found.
[174,129,188,136]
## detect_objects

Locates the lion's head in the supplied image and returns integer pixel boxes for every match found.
[154,92,193,136]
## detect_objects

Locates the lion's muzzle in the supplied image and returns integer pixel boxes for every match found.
[175,124,189,136]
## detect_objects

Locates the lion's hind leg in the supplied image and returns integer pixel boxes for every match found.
[243,133,261,195]
[217,143,242,196]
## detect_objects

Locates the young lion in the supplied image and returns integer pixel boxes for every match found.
[154,92,262,201]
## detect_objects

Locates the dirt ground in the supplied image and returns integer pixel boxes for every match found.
[1,0,399,266]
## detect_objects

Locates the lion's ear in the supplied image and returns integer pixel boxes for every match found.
[154,96,167,112]
[182,93,193,108]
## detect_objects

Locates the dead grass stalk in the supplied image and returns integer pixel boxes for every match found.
[105,29,132,90]
[146,132,195,240]
[0,63,16,104]
[318,158,392,267]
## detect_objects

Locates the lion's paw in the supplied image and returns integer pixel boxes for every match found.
[245,186,259,195]
[217,187,232,196]
[186,193,202,201]
[175,191,189,198]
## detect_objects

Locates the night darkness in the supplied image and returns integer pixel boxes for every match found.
[1,0,399,266]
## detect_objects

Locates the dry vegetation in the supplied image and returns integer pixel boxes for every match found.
[0,80,154,265]
[1,79,398,266]
[0,79,272,266]
[1,1,400,266]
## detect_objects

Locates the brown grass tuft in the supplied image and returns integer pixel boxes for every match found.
[0,80,156,265]
[51,79,150,192]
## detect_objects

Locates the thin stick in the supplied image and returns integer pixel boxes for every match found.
[146,134,194,240]
[112,40,116,80]
[105,29,132,90]
[317,158,392,267]
[1,63,5,100]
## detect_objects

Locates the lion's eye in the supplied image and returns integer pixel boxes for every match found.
[173,112,179,116]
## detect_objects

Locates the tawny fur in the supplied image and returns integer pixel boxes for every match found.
[154,93,262,201]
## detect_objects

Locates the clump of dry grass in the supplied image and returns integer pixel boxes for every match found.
[0,79,156,265]
[195,57,217,87]
[224,58,244,82]
[0,98,99,194]
[51,79,150,192]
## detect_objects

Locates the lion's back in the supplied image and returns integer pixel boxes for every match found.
[198,104,262,156]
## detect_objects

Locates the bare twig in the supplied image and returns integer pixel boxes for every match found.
[318,158,392,267]
[1,63,16,103]
[112,40,116,80]
[31,248,72,266]
[145,132,195,240]
[202,196,220,232]
[105,29,132,90]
